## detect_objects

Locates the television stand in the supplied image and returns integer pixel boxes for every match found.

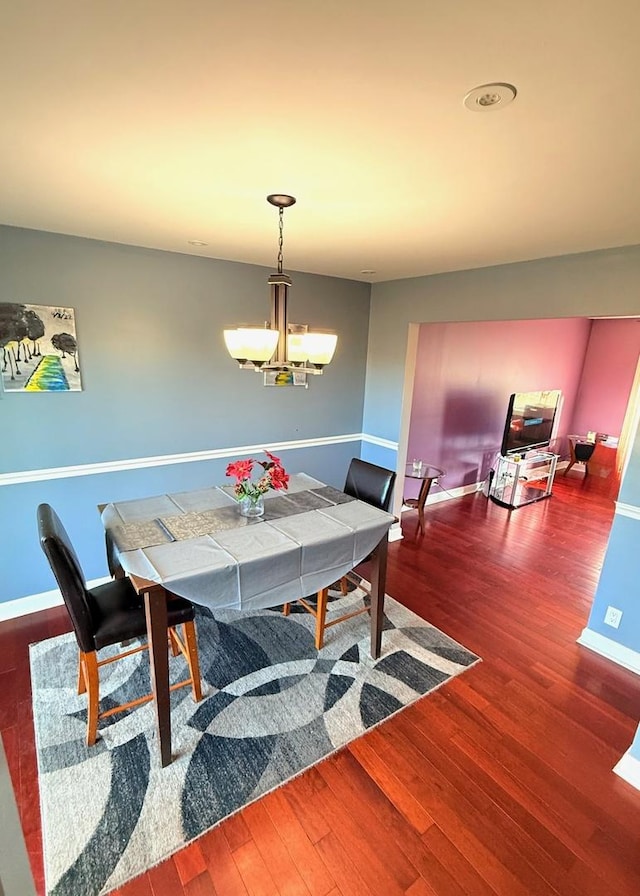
[489,451,557,509]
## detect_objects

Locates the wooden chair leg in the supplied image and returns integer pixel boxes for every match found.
[282,603,291,616]
[168,628,180,657]
[77,655,86,695]
[81,650,100,746]
[564,441,578,476]
[315,588,329,650]
[183,621,203,702]
[340,577,348,596]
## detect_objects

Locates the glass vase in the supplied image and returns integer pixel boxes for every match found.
[239,493,265,518]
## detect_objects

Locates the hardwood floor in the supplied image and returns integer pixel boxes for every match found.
[2,468,639,895]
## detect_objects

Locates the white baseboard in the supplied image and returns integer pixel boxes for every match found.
[388,522,403,542]
[617,501,640,521]
[613,751,640,792]
[428,481,483,504]
[400,481,481,515]
[0,577,111,623]
[577,628,640,676]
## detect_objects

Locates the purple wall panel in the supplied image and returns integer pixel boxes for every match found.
[407,318,592,494]
[570,319,640,438]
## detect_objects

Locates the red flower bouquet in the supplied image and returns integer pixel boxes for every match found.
[225,450,290,506]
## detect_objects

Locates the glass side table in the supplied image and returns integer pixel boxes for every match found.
[404,463,445,534]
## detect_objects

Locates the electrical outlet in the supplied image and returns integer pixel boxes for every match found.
[604,606,623,629]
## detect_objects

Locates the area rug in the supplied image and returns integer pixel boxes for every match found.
[30,586,480,896]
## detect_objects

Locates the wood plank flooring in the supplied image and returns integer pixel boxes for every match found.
[2,467,639,895]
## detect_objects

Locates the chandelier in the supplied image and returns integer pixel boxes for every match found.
[224,195,337,374]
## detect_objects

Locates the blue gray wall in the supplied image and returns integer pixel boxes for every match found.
[629,724,640,763]
[585,423,640,654]
[0,226,371,603]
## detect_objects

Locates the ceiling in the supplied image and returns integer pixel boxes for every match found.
[2,1,640,283]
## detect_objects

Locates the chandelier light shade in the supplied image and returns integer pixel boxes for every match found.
[223,327,279,364]
[223,195,337,375]
[296,330,338,366]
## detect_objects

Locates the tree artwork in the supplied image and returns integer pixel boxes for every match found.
[0,303,83,392]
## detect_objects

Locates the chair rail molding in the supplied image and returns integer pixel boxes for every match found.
[0,432,398,487]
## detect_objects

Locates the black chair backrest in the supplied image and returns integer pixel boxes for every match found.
[37,504,96,653]
[575,442,596,462]
[343,458,396,512]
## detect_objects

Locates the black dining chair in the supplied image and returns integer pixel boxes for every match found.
[564,436,597,476]
[37,503,202,746]
[283,458,396,648]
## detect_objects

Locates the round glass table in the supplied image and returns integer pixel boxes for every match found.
[404,463,445,534]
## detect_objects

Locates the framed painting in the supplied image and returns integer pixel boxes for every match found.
[0,303,82,392]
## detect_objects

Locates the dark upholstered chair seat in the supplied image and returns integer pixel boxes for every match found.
[89,577,195,650]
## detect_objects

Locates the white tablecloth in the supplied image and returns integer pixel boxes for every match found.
[101,474,394,611]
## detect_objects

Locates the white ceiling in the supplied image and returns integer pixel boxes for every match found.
[2,1,640,283]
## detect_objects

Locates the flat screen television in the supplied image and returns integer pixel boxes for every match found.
[500,390,562,456]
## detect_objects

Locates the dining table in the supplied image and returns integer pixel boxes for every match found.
[100,472,395,766]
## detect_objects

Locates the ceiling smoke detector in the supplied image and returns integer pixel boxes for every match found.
[464,82,517,111]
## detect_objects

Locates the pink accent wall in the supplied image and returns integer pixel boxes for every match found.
[407,318,591,494]
[570,319,640,438]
